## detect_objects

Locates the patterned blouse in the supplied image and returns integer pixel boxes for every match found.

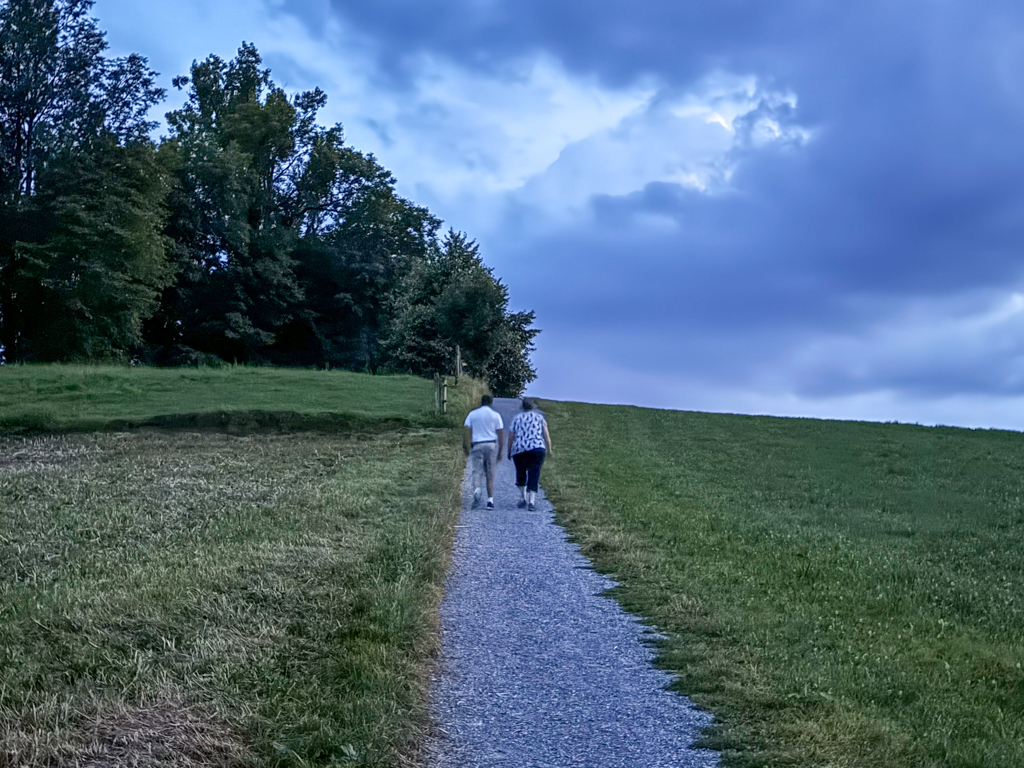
[510,411,547,455]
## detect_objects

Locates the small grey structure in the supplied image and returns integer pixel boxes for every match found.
[425,398,719,768]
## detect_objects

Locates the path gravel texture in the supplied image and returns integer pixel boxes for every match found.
[425,398,719,768]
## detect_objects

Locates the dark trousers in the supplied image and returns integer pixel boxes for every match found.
[513,449,546,492]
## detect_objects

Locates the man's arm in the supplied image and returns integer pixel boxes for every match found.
[496,429,504,461]
[463,426,473,454]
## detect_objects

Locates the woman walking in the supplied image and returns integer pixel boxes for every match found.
[506,398,552,511]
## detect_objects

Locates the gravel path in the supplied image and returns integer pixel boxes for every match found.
[424,398,719,768]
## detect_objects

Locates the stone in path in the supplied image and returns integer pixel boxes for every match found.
[425,398,719,768]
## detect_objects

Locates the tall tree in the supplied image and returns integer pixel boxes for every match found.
[13,137,172,360]
[151,44,439,366]
[385,230,539,395]
[0,0,104,200]
[0,0,166,361]
[484,309,539,397]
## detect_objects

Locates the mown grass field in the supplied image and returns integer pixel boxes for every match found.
[542,401,1024,768]
[0,364,436,433]
[0,365,480,767]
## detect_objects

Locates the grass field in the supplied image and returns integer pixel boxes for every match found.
[0,364,437,433]
[0,365,482,767]
[542,401,1024,768]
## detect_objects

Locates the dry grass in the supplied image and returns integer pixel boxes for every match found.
[2,697,250,768]
[77,701,247,768]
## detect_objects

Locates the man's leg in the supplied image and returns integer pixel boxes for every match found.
[483,443,497,500]
[468,446,484,506]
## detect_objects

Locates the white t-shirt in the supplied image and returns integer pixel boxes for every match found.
[464,405,504,442]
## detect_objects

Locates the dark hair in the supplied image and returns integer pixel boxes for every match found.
[521,398,535,410]
[481,395,493,406]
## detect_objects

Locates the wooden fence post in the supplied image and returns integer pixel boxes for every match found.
[454,344,462,384]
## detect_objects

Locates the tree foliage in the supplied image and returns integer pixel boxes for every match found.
[385,231,538,396]
[0,0,166,361]
[0,6,538,389]
[148,44,441,368]
[13,137,171,360]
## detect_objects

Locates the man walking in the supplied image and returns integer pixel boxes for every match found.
[463,395,504,510]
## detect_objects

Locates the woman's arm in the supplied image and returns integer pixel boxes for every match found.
[507,429,515,459]
[543,422,552,454]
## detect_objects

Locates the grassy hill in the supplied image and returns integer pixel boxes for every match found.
[543,401,1024,768]
[0,365,479,767]
[0,364,437,433]
[9,365,1019,768]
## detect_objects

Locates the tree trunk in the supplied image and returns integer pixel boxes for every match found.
[0,272,19,363]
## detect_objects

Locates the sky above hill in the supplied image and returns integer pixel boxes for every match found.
[94,0,1024,429]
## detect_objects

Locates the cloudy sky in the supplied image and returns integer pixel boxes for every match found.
[94,0,1024,429]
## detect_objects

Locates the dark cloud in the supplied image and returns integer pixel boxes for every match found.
[316,0,1024,411]
[496,148,1024,398]
[328,0,827,85]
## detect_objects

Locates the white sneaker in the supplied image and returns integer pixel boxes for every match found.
[472,487,482,507]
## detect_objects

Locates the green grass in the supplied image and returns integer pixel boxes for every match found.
[542,401,1024,768]
[0,365,487,767]
[0,428,462,767]
[0,364,436,433]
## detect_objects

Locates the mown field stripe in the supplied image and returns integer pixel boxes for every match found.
[0,364,437,434]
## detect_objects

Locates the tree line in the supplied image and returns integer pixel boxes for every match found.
[0,0,538,395]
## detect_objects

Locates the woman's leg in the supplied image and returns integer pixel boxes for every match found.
[513,452,528,487]
[512,453,529,505]
[512,450,528,505]
[525,449,546,506]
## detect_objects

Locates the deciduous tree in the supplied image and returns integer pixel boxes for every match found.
[13,137,172,360]
[0,0,166,361]
[385,230,538,395]
[151,44,439,367]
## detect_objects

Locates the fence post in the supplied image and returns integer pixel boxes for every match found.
[454,344,462,384]
[442,377,448,414]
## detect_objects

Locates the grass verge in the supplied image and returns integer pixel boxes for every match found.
[0,426,462,767]
[542,401,1024,768]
